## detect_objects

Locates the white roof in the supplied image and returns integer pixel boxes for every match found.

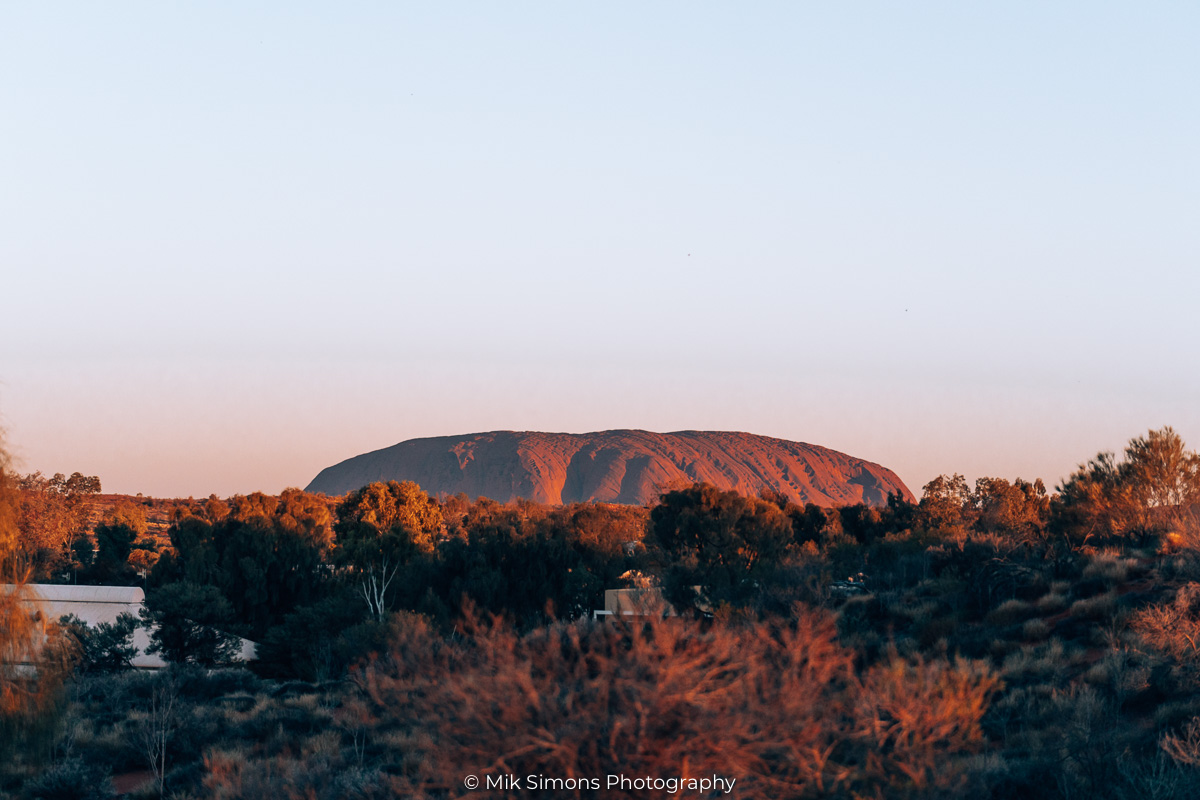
[27,584,146,604]
[4,583,257,669]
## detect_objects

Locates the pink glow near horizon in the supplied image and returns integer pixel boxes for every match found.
[3,4,1198,499]
[3,357,1194,500]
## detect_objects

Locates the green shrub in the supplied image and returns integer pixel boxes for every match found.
[58,613,139,673]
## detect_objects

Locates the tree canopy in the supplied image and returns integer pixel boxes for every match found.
[1052,426,1200,545]
[646,483,793,614]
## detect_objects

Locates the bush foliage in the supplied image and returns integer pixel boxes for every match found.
[7,427,1200,798]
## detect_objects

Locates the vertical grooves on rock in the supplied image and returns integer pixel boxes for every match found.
[305,430,912,507]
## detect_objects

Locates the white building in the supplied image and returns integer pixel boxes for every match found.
[6,583,257,669]
[593,587,679,619]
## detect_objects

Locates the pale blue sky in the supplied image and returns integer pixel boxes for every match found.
[2,3,1198,497]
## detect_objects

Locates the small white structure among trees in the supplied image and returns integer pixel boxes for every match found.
[5,583,257,670]
[20,584,164,669]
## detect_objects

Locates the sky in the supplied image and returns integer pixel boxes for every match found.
[2,2,1198,499]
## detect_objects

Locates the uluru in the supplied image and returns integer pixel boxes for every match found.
[306,430,913,507]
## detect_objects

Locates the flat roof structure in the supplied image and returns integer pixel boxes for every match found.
[5,583,256,668]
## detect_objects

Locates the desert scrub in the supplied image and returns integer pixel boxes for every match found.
[1002,639,1073,684]
[1053,686,1127,798]
[986,598,1037,626]
[19,759,115,800]
[987,637,1023,660]
[231,696,329,743]
[1069,591,1118,622]
[1160,552,1200,583]
[912,606,960,652]
[1022,618,1051,642]
[885,597,939,625]
[1152,698,1200,733]
[354,609,1002,799]
[1035,592,1069,614]
[837,594,887,632]
[299,731,342,760]
[1160,717,1200,778]
[214,692,257,715]
[915,612,960,649]
[1083,650,1151,703]
[1130,583,1200,665]
[913,576,968,598]
[1081,552,1139,587]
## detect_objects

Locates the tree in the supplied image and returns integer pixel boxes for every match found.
[227,490,279,522]
[255,592,371,681]
[838,503,885,544]
[971,476,1049,541]
[1052,451,1130,545]
[335,481,443,551]
[789,502,836,546]
[1123,427,1200,530]
[14,471,101,577]
[1,431,74,770]
[431,520,602,626]
[275,487,335,553]
[201,494,230,523]
[646,484,793,613]
[140,582,240,666]
[335,482,443,619]
[92,522,138,581]
[916,474,971,535]
[151,509,327,639]
[138,675,181,797]
[127,544,159,579]
[103,499,148,536]
[1052,427,1200,545]
[59,612,139,673]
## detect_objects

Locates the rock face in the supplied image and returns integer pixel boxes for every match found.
[306,430,913,508]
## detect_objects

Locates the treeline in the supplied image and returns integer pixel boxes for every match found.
[11,426,1200,678]
[143,486,647,679]
[6,426,1200,799]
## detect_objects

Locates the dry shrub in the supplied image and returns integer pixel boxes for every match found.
[1022,619,1051,642]
[356,607,1001,799]
[856,654,1000,791]
[1069,591,1118,622]
[1056,686,1124,796]
[986,599,1035,626]
[1159,552,1200,583]
[887,598,939,625]
[1158,507,1200,555]
[203,749,392,800]
[1115,751,1186,800]
[1082,553,1135,586]
[1002,639,1071,684]
[1162,717,1200,767]
[1035,592,1068,613]
[1131,583,1200,665]
[2,443,76,770]
[1083,650,1151,705]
